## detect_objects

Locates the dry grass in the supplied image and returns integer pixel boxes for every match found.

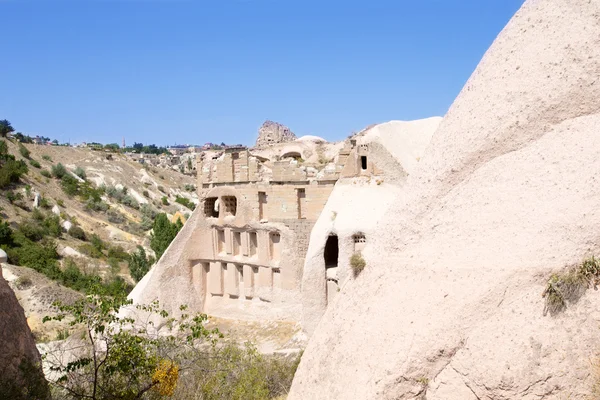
[543,256,600,316]
[350,253,366,277]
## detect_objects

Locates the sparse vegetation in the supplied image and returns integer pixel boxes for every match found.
[161,196,169,205]
[43,291,300,400]
[40,169,51,178]
[18,143,30,158]
[543,256,600,315]
[15,275,33,290]
[350,253,366,277]
[42,154,52,161]
[29,159,41,168]
[51,163,67,179]
[175,195,195,210]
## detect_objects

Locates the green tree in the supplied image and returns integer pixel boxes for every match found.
[150,213,182,260]
[0,120,14,138]
[128,245,154,282]
[43,291,221,400]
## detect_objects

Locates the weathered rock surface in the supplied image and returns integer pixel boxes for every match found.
[0,267,49,399]
[290,0,600,399]
[255,120,297,147]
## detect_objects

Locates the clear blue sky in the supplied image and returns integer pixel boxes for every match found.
[1,0,525,146]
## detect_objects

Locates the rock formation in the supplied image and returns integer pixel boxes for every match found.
[290,0,600,398]
[0,265,49,399]
[255,120,297,147]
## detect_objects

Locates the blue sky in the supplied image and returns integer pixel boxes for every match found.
[1,0,525,146]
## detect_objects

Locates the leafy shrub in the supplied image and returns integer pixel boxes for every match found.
[42,214,61,238]
[107,210,125,224]
[39,196,51,209]
[6,190,23,204]
[128,245,153,282]
[150,213,183,260]
[107,245,128,261]
[78,243,103,259]
[108,257,121,274]
[140,203,157,219]
[51,163,67,179]
[121,194,140,210]
[161,196,169,205]
[74,166,86,180]
[0,220,15,248]
[42,154,52,161]
[139,216,153,231]
[68,225,86,241]
[175,196,195,211]
[0,158,28,188]
[56,198,65,207]
[350,253,366,277]
[18,221,46,242]
[29,159,41,168]
[85,198,109,212]
[18,143,30,159]
[60,174,79,196]
[7,236,61,279]
[40,169,51,178]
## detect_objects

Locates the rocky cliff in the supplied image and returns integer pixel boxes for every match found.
[255,120,297,147]
[290,0,600,398]
[0,265,49,399]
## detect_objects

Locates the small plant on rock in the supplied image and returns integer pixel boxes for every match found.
[543,256,600,315]
[350,253,366,277]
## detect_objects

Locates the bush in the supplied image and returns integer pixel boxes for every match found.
[350,253,366,277]
[107,245,128,261]
[68,225,86,241]
[74,166,86,180]
[7,236,61,279]
[56,198,65,207]
[107,210,125,224]
[42,154,52,161]
[0,158,28,188]
[121,194,140,210]
[543,256,600,315]
[78,243,103,259]
[85,198,108,212]
[0,220,15,248]
[15,276,33,290]
[175,196,195,211]
[150,213,183,260]
[39,196,51,209]
[40,169,51,178]
[42,214,61,238]
[6,190,23,204]
[18,143,30,159]
[51,163,67,179]
[184,184,196,192]
[29,159,41,168]
[128,245,153,282]
[18,221,46,242]
[161,196,169,205]
[140,203,157,219]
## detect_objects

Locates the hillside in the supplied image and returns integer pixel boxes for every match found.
[0,139,198,339]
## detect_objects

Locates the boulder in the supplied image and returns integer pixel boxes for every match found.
[0,248,7,264]
[0,272,49,399]
[290,0,600,399]
[51,205,60,216]
[32,193,40,209]
[61,220,73,232]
